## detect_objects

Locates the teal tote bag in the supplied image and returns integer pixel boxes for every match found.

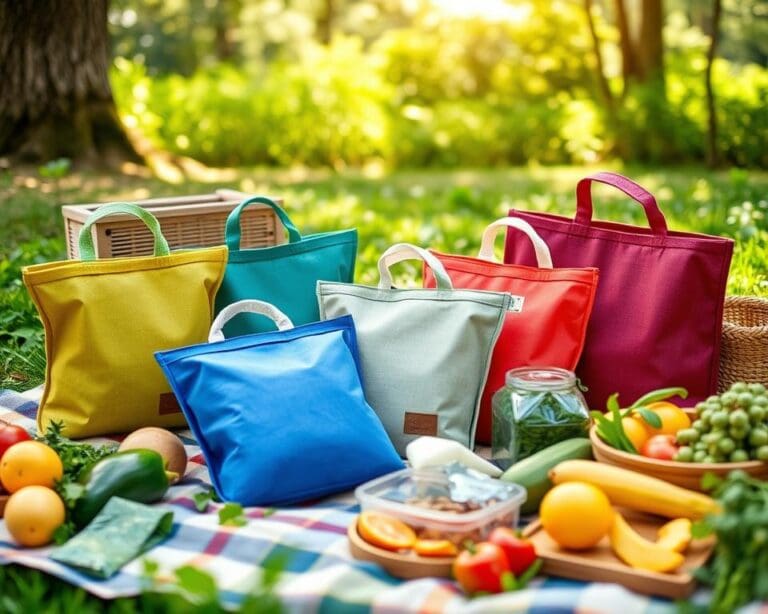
[216,196,357,337]
[318,243,511,456]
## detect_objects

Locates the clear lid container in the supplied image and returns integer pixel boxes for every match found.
[355,465,526,541]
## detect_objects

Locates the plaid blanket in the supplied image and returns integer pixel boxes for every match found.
[0,388,742,613]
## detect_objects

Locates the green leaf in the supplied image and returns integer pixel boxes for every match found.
[193,490,214,513]
[173,565,219,601]
[635,407,663,429]
[606,393,620,413]
[701,472,722,492]
[219,502,247,527]
[691,520,714,539]
[52,522,76,545]
[518,558,543,587]
[629,387,688,408]
[500,571,518,592]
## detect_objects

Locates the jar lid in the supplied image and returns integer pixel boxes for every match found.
[505,367,577,391]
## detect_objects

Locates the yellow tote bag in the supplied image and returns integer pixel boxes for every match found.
[23,203,227,438]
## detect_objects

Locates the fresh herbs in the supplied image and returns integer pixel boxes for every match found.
[218,502,247,527]
[36,421,116,480]
[591,387,688,454]
[693,470,768,614]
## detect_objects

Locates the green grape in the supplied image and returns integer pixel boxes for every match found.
[730,382,748,394]
[749,428,768,447]
[699,409,712,426]
[707,394,722,403]
[729,410,750,428]
[720,391,738,408]
[675,446,694,462]
[711,412,729,429]
[730,449,750,462]
[694,401,708,412]
[747,383,766,395]
[749,405,766,423]
[703,455,717,464]
[694,441,708,452]
[756,445,768,461]
[676,428,699,444]
[752,396,768,408]
[693,450,707,462]
[692,419,705,432]
[718,438,736,455]
[736,392,755,408]
[703,432,723,444]
[729,426,748,440]
[705,402,723,414]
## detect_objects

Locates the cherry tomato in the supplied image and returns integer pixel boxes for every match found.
[487,527,537,576]
[641,434,679,460]
[452,542,510,594]
[0,424,32,464]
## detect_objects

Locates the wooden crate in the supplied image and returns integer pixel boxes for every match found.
[62,189,285,259]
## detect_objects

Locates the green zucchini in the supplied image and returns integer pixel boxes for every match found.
[500,438,593,515]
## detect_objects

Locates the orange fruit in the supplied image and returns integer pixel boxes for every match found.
[603,413,649,452]
[540,482,614,550]
[639,402,691,436]
[4,485,66,547]
[413,539,458,557]
[357,511,416,551]
[0,441,63,493]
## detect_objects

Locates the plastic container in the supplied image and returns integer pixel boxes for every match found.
[492,367,590,470]
[355,466,526,545]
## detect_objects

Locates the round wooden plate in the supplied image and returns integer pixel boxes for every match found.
[347,521,455,579]
[590,426,768,491]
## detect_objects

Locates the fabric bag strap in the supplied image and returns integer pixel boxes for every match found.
[78,203,170,261]
[478,217,553,268]
[378,243,453,290]
[225,196,301,250]
[209,299,294,342]
[575,171,668,235]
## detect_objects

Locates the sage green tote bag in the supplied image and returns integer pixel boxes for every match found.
[317,243,511,455]
[216,196,357,337]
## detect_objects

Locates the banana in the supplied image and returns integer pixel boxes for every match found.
[610,511,685,573]
[656,518,692,553]
[548,460,721,519]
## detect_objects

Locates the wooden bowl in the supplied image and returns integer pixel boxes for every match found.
[347,521,455,579]
[590,426,768,491]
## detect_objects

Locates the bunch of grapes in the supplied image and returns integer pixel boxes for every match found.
[674,382,768,463]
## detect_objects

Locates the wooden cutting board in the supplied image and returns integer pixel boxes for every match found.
[522,508,715,600]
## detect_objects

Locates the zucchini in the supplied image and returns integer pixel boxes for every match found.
[500,438,593,515]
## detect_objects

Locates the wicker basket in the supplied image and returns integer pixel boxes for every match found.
[718,295,768,391]
[63,189,284,259]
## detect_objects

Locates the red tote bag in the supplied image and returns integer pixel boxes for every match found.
[425,217,599,444]
[504,172,734,411]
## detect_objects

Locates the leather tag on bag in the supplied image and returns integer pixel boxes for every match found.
[158,392,182,416]
[403,412,438,436]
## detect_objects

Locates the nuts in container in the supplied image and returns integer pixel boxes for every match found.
[355,463,526,546]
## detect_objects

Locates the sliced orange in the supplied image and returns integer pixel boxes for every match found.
[357,511,416,551]
[413,539,458,558]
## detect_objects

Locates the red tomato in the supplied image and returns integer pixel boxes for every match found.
[452,542,510,594]
[487,527,537,576]
[0,424,32,464]
[641,434,678,460]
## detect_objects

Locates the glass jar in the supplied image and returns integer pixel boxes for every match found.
[492,367,590,469]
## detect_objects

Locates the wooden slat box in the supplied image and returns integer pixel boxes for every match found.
[62,189,285,259]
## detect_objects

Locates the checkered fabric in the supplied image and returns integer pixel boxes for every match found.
[0,388,746,613]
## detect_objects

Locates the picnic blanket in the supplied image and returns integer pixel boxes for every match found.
[0,388,744,613]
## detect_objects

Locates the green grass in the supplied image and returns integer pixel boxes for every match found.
[1,163,767,609]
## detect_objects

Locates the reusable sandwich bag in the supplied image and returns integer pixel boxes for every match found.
[504,172,734,409]
[23,203,227,438]
[425,217,599,444]
[155,300,403,506]
[215,195,357,337]
[318,243,511,455]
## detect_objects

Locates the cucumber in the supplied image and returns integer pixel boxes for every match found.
[500,438,593,515]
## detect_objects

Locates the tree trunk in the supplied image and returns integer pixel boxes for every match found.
[0,0,141,166]
[613,0,638,93]
[584,0,615,110]
[705,0,722,168]
[638,0,665,86]
[317,0,336,45]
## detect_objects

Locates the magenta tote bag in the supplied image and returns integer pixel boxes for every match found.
[504,172,734,410]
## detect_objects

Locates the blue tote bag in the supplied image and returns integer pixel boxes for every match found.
[215,196,357,337]
[155,300,403,506]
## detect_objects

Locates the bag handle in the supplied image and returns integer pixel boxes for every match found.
[378,243,453,290]
[575,171,668,235]
[478,217,553,268]
[78,203,171,261]
[225,196,302,250]
[209,299,294,342]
